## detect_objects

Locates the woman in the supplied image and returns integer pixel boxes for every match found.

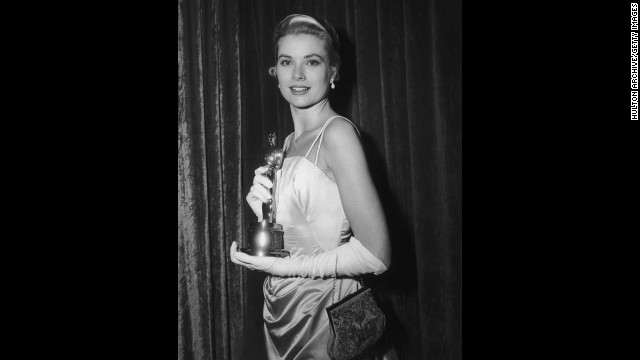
[231,14,391,359]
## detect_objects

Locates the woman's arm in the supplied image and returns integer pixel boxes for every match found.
[321,119,391,268]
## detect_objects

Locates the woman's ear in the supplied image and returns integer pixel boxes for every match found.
[269,67,279,88]
[331,66,340,82]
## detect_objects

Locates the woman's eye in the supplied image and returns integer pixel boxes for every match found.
[307,60,319,66]
[279,60,291,66]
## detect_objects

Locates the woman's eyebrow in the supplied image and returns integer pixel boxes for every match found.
[278,53,324,59]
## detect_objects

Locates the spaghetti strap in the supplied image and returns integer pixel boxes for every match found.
[303,116,360,165]
[283,132,294,152]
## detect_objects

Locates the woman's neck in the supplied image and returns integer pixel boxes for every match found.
[290,99,337,138]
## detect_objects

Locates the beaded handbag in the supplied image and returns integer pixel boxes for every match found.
[325,258,386,360]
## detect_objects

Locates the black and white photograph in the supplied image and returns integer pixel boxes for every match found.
[178,0,461,359]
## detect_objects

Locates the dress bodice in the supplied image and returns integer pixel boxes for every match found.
[275,156,352,257]
[274,116,361,257]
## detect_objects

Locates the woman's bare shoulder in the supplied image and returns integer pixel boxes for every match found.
[321,117,365,169]
[322,117,360,144]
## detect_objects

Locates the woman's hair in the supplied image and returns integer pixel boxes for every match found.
[268,14,341,81]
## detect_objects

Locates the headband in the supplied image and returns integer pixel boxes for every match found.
[287,14,328,33]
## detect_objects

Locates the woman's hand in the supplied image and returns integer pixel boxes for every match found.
[246,166,273,220]
[230,241,278,272]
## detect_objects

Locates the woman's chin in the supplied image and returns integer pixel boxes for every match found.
[285,95,329,110]
[285,98,312,109]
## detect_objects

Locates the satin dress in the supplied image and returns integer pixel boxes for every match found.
[263,116,362,360]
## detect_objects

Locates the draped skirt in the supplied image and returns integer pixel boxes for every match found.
[263,275,360,360]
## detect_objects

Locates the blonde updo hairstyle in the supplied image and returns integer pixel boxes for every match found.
[268,14,341,82]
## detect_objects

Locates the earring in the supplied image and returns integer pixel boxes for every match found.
[330,78,335,89]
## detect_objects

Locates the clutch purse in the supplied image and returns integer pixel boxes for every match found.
[326,257,386,360]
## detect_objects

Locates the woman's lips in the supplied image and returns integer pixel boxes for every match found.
[289,86,310,95]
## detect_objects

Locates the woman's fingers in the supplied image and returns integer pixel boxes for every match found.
[229,241,280,273]
[253,166,273,188]
[233,250,277,272]
[253,174,273,189]
[254,166,270,176]
[245,165,275,220]
[230,241,240,255]
[250,166,274,198]
[230,242,255,270]
[230,241,240,265]
[246,191,265,220]
[233,251,255,265]
[248,185,272,202]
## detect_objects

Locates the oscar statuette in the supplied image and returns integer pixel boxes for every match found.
[240,132,290,257]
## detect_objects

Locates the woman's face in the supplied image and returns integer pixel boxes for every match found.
[276,34,334,109]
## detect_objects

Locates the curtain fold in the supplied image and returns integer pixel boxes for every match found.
[178,0,461,359]
[179,0,246,359]
[178,1,213,359]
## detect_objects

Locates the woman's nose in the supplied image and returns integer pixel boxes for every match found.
[293,65,305,81]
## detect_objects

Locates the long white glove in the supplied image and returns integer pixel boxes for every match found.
[246,166,272,221]
[231,237,387,278]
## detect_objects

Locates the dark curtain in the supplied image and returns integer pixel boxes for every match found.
[178,0,461,359]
